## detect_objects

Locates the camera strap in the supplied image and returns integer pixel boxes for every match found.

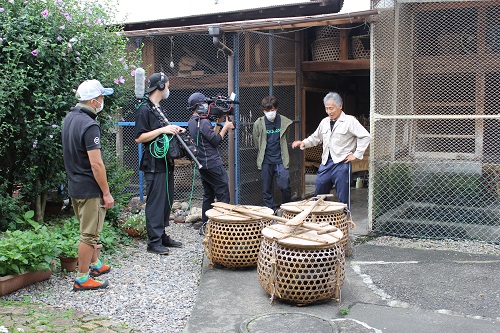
[147,99,170,127]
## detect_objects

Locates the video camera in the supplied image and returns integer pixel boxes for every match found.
[199,95,239,121]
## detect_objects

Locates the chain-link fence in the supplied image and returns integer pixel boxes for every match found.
[236,31,302,206]
[371,0,500,242]
[113,30,302,207]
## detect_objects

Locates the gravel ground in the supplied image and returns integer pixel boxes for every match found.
[2,222,204,333]
[362,235,500,256]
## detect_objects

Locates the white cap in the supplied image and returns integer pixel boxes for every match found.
[75,79,114,101]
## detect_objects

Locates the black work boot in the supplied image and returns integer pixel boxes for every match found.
[162,235,183,247]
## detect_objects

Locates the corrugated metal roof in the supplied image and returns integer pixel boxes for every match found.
[115,0,314,24]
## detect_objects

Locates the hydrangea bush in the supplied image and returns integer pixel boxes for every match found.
[0,0,138,222]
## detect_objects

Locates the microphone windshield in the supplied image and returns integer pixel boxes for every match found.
[134,67,145,99]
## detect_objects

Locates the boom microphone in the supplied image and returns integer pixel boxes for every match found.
[134,67,145,99]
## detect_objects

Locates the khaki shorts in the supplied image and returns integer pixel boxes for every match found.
[71,197,106,246]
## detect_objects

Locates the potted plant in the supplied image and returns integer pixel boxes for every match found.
[0,211,58,296]
[121,211,147,238]
[54,217,80,272]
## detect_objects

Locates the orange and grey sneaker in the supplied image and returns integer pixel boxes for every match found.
[89,259,111,277]
[73,277,109,291]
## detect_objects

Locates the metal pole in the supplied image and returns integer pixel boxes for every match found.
[228,53,235,204]
[269,30,274,96]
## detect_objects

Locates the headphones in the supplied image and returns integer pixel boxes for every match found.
[157,72,166,91]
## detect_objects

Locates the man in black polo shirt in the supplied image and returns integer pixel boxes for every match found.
[62,79,114,291]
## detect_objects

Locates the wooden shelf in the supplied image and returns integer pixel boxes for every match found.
[302,59,370,72]
[169,71,296,89]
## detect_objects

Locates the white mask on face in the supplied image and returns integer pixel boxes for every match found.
[265,111,276,121]
[162,88,170,100]
[94,99,104,113]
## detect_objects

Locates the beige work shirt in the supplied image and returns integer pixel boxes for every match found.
[302,112,371,165]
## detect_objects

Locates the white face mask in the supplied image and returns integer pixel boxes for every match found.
[94,99,104,113]
[265,111,276,121]
[162,88,170,100]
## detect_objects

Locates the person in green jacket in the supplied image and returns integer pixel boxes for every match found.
[252,96,293,210]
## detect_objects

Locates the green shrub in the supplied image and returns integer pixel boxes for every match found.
[121,211,147,237]
[0,223,58,276]
[53,217,79,258]
[99,222,131,254]
[0,194,28,232]
[0,0,139,221]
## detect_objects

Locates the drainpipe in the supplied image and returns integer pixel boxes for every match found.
[208,26,236,204]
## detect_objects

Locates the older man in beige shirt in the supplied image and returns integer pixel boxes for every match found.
[292,92,371,207]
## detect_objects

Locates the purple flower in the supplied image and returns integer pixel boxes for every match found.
[0,8,4,12]
[31,49,38,57]
[87,8,92,14]
[33,140,38,148]
[95,18,102,25]
[130,70,135,77]
[59,25,65,30]
[0,38,3,43]
[85,19,90,26]
[56,0,62,3]
[9,0,14,4]
[76,57,81,62]
[41,9,48,18]
[51,124,57,128]
[114,78,119,84]
[56,36,62,41]
[118,57,124,62]
[107,61,112,66]
[49,134,54,139]
[69,37,77,43]
[119,76,125,84]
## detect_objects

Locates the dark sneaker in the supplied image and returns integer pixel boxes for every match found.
[89,262,111,277]
[73,277,109,291]
[162,235,182,247]
[199,222,207,236]
[147,245,170,255]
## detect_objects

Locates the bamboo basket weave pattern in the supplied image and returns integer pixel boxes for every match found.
[312,37,341,61]
[257,225,345,305]
[352,35,370,59]
[203,207,274,268]
[305,144,323,163]
[315,25,340,39]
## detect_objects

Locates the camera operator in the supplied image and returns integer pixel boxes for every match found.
[134,72,184,255]
[187,92,234,235]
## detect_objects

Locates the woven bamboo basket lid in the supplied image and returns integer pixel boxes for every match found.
[206,206,274,223]
[262,224,343,249]
[280,200,346,214]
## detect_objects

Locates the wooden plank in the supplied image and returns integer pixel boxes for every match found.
[302,59,370,71]
[211,202,338,234]
[170,71,296,89]
[340,29,349,61]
